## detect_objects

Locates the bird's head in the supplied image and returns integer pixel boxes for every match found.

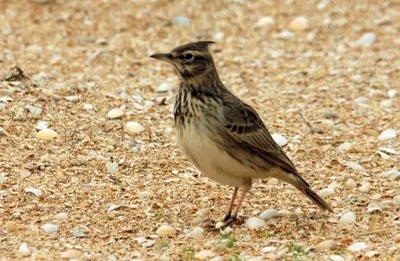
[150,41,217,82]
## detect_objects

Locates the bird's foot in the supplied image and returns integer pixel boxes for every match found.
[220,213,237,229]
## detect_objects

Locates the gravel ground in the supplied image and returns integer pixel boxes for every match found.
[0,0,399,260]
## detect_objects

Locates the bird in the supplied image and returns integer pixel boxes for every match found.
[150,41,333,227]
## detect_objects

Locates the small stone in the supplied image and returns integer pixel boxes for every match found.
[187,227,204,239]
[271,133,288,146]
[345,162,364,171]
[61,249,82,259]
[393,195,400,207]
[125,121,144,134]
[380,100,392,108]
[172,15,190,25]
[65,95,80,102]
[330,255,344,261]
[106,162,118,173]
[324,111,337,118]
[195,250,215,260]
[316,239,336,249]
[209,257,223,261]
[107,204,122,212]
[388,89,398,98]
[25,105,42,116]
[356,33,377,46]
[6,221,19,233]
[36,128,59,140]
[156,83,174,92]
[262,246,277,253]
[212,31,224,40]
[319,188,335,198]
[345,179,357,189]
[156,225,176,236]
[254,16,275,29]
[215,222,224,229]
[279,30,294,39]
[378,128,396,141]
[338,142,352,152]
[0,127,8,136]
[24,187,43,197]
[348,242,368,252]
[18,243,31,257]
[54,212,68,221]
[138,191,154,199]
[278,209,293,215]
[382,169,400,179]
[317,0,330,10]
[367,203,382,213]
[41,223,58,233]
[288,16,309,31]
[107,108,124,119]
[74,230,86,238]
[355,96,368,104]
[359,182,371,193]
[351,74,363,83]
[340,212,356,224]
[245,217,265,230]
[365,251,379,258]
[260,209,279,219]
[35,121,49,130]
[83,103,94,110]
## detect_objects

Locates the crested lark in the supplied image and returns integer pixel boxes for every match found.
[151,41,333,227]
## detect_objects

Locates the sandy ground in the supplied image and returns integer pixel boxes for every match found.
[0,0,399,260]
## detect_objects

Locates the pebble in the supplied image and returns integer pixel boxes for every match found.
[35,121,49,130]
[209,257,223,261]
[156,225,176,236]
[279,30,294,39]
[254,16,275,29]
[288,16,309,31]
[157,83,174,92]
[6,221,19,233]
[83,103,94,110]
[187,227,204,239]
[348,242,368,252]
[107,204,122,212]
[382,169,400,179]
[345,162,364,171]
[359,182,371,193]
[345,179,357,189]
[36,128,59,140]
[338,142,352,152]
[41,223,58,233]
[107,108,124,119]
[212,32,224,40]
[20,170,31,178]
[340,212,356,224]
[172,15,190,25]
[0,127,8,136]
[393,195,400,206]
[138,191,154,199]
[316,239,336,249]
[54,212,69,221]
[319,188,334,198]
[317,0,330,10]
[74,230,86,238]
[365,251,379,258]
[330,255,344,261]
[246,217,265,230]
[388,89,397,98]
[60,249,82,259]
[324,111,337,118]
[65,95,80,102]
[0,103,5,110]
[106,162,118,173]
[367,203,382,213]
[195,250,215,260]
[271,133,288,146]
[355,32,377,46]
[278,209,293,215]
[378,128,396,141]
[351,74,363,83]
[125,121,144,134]
[24,187,43,197]
[25,105,42,116]
[260,209,279,219]
[380,100,392,108]
[215,221,225,229]
[355,96,368,104]
[262,246,277,253]
[18,243,31,257]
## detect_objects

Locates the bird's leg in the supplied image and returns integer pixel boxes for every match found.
[224,187,238,222]
[222,179,252,227]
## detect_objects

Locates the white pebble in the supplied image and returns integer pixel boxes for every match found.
[41,224,58,233]
[18,243,31,257]
[107,108,124,119]
[271,133,288,146]
[348,242,368,252]
[356,33,377,46]
[212,32,224,40]
[260,209,279,219]
[156,225,176,236]
[380,100,392,108]
[288,16,309,31]
[60,249,82,259]
[338,142,352,152]
[187,227,204,239]
[54,212,69,221]
[345,179,357,189]
[393,195,400,206]
[351,74,363,83]
[345,162,364,171]
[35,121,49,130]
[317,0,330,10]
[367,203,382,213]
[157,83,174,92]
[382,169,400,179]
[125,121,144,134]
[215,221,224,229]
[65,95,80,102]
[340,212,356,223]
[279,30,294,39]
[254,16,275,29]
[262,246,277,253]
[36,128,59,141]
[138,191,154,199]
[355,96,368,104]
[378,128,397,141]
[195,250,215,260]
[330,255,344,261]
[25,105,42,116]
[388,89,398,98]
[319,188,334,198]
[246,217,265,230]
[107,204,122,212]
[278,209,293,215]
[316,239,336,249]
[106,162,118,173]
[24,187,43,197]
[365,251,379,258]
[359,182,371,193]
[83,103,94,110]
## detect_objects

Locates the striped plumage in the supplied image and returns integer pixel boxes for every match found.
[151,41,333,227]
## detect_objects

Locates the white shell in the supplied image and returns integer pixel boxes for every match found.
[195,250,215,260]
[60,249,82,259]
[388,89,398,98]
[25,105,42,116]
[187,227,204,239]
[260,209,279,219]
[379,147,400,155]
[378,128,397,141]
[345,162,364,171]
[156,225,176,236]
[338,142,352,152]
[345,179,357,189]
[319,188,334,198]
[83,103,94,110]
[254,16,275,29]
[316,239,336,249]
[340,212,356,224]
[367,203,382,213]
[393,195,400,206]
[157,83,174,92]
[36,128,59,140]
[107,108,124,119]
[271,133,288,146]
[365,251,379,258]
[245,217,265,230]
[106,162,118,173]
[355,33,377,46]
[382,169,400,179]
[125,121,144,134]
[330,255,345,261]
[54,212,69,221]
[280,30,294,39]
[18,243,31,257]
[262,246,277,253]
[359,182,371,193]
[288,16,309,31]
[348,242,368,252]
[41,224,58,233]
[35,121,49,130]
[138,191,154,199]
[24,187,43,197]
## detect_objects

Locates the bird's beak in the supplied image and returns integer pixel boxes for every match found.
[150,53,173,63]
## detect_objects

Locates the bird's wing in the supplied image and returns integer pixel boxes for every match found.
[222,92,309,185]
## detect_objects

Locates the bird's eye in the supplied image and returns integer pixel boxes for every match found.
[183,53,194,61]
